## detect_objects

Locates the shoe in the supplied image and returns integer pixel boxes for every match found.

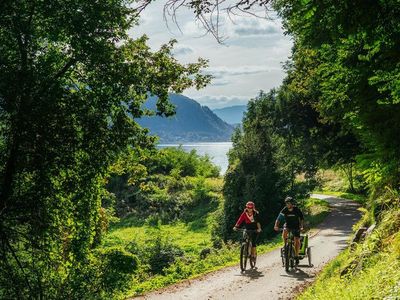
[295,258,299,265]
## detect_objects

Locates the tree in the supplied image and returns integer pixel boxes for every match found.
[0,0,209,297]
[274,0,400,189]
[222,91,289,240]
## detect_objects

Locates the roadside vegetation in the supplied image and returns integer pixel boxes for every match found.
[99,147,330,298]
[298,189,400,299]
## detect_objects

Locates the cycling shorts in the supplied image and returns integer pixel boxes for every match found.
[283,225,301,238]
[248,231,259,247]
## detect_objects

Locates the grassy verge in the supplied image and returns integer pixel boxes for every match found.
[127,236,282,297]
[297,207,400,299]
[303,198,330,228]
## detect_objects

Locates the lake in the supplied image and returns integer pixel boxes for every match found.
[157,142,233,174]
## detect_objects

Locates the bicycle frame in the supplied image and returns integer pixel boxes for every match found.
[281,228,296,272]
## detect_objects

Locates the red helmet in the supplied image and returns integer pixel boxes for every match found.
[246,201,255,209]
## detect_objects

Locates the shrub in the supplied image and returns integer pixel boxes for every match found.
[96,247,139,293]
[145,236,184,275]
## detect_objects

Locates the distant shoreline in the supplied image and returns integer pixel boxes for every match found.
[158,142,232,147]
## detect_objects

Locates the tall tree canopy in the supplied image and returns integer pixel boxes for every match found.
[0,0,209,297]
[274,0,400,188]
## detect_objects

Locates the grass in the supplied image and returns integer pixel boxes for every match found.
[127,235,283,297]
[297,197,400,300]
[104,221,212,254]
[303,198,330,228]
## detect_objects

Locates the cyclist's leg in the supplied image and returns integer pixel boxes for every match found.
[251,233,258,258]
[293,229,301,257]
[282,227,288,245]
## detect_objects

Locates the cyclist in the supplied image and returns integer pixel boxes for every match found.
[274,196,304,264]
[233,201,262,260]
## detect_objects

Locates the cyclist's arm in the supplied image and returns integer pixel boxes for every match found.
[274,213,284,230]
[256,220,262,232]
[297,208,305,230]
[234,213,245,228]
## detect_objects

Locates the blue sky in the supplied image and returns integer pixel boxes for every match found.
[130,2,293,109]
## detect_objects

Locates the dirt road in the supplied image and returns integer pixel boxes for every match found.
[135,195,361,300]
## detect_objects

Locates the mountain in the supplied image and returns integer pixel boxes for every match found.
[137,94,234,143]
[212,105,247,125]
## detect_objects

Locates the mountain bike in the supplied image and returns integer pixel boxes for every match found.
[236,229,258,272]
[281,228,296,272]
[280,228,312,271]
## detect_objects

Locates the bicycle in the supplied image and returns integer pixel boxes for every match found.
[279,228,312,272]
[280,228,296,272]
[236,229,258,272]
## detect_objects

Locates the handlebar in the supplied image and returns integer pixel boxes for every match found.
[235,228,259,232]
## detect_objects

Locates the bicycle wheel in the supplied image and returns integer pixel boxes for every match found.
[307,247,312,267]
[240,243,248,272]
[289,245,295,269]
[284,243,290,272]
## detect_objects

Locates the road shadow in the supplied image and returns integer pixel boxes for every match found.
[240,268,265,280]
[280,268,314,281]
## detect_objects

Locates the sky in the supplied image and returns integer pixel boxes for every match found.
[129,2,293,109]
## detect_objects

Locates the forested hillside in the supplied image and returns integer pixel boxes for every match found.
[212,105,247,125]
[137,94,234,142]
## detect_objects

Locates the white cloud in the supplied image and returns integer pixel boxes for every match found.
[128,1,292,109]
[206,65,280,77]
[172,45,194,56]
[190,95,253,109]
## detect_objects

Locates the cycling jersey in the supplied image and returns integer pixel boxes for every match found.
[235,211,260,231]
[278,206,304,229]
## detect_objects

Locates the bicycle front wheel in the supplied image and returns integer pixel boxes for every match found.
[240,243,248,272]
[289,245,295,269]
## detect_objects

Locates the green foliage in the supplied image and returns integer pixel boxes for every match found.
[94,247,139,295]
[107,146,220,223]
[0,0,210,297]
[221,89,326,241]
[274,0,400,192]
[145,236,184,275]
[302,198,330,228]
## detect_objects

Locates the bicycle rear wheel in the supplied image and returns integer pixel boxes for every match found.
[240,243,248,272]
[284,243,290,272]
[250,256,256,268]
[307,247,312,267]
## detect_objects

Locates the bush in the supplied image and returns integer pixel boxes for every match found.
[145,236,184,275]
[95,247,139,295]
